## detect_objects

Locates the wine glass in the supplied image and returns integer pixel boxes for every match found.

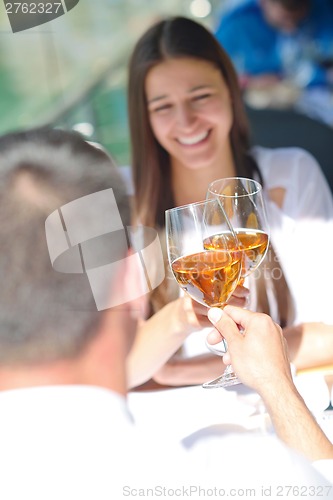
[204,177,270,388]
[165,198,242,385]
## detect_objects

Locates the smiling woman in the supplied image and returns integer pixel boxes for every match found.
[126,16,333,388]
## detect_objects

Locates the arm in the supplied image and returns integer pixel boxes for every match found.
[151,286,249,387]
[284,322,333,371]
[207,305,333,462]
[126,295,210,389]
[128,287,249,388]
[153,353,222,387]
[152,321,333,386]
[266,152,333,371]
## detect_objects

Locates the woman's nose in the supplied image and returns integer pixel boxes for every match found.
[176,103,196,129]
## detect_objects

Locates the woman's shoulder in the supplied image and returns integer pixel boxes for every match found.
[251,146,325,189]
[252,146,333,218]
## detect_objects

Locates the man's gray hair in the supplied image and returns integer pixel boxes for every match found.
[0,128,130,364]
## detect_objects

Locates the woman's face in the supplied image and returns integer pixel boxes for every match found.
[145,57,234,171]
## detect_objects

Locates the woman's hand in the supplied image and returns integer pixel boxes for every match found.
[127,286,249,389]
[127,296,208,388]
[225,285,249,308]
[168,284,249,335]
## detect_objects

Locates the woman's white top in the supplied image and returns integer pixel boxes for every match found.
[179,146,333,358]
[253,146,333,325]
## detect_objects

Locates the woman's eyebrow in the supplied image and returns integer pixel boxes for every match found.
[147,94,168,104]
[189,84,214,92]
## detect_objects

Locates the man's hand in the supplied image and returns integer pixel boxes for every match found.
[207,306,333,462]
[206,305,292,394]
[178,285,249,334]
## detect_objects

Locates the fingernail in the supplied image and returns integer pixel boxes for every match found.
[208,308,223,324]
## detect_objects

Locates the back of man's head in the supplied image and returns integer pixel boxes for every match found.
[0,128,130,365]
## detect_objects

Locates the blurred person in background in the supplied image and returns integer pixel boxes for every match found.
[0,127,331,499]
[126,16,333,388]
[214,0,333,90]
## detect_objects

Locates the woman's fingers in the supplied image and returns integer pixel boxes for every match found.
[232,285,250,298]
[227,285,249,307]
[227,295,248,307]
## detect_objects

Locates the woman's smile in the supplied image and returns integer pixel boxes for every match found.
[176,129,211,146]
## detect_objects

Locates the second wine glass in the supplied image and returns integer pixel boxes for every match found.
[204,177,270,388]
[165,198,242,388]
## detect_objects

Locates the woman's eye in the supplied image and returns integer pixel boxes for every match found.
[151,104,172,114]
[194,94,211,102]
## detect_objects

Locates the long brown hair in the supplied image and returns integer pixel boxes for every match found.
[128,16,293,324]
[128,16,261,228]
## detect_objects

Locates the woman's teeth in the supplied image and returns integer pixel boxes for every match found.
[178,130,209,145]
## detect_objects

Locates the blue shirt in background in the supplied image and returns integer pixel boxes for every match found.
[214,0,333,88]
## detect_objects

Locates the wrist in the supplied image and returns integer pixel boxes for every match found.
[169,298,203,337]
[258,375,302,407]
[161,300,195,339]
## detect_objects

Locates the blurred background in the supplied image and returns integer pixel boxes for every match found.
[0,0,233,167]
[2,0,333,192]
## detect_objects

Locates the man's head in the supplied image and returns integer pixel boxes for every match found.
[260,0,310,33]
[0,128,133,369]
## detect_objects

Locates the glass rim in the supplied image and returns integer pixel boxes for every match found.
[165,197,220,214]
[208,177,263,198]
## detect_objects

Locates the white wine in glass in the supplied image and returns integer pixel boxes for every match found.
[204,230,269,284]
[165,198,242,386]
[204,177,270,388]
